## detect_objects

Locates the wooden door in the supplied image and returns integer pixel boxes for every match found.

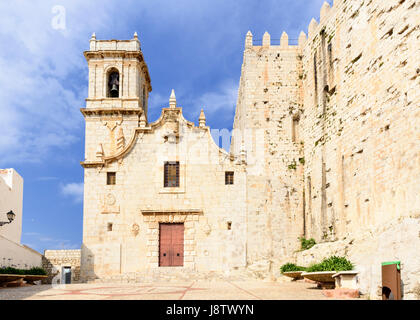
[159,223,184,267]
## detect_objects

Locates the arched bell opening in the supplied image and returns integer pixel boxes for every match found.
[107,68,120,98]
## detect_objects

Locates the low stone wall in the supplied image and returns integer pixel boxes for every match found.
[42,249,81,284]
[293,216,420,300]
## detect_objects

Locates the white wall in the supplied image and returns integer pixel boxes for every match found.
[0,168,42,268]
[0,168,23,243]
[0,235,42,268]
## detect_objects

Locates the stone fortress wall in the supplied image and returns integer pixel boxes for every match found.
[233,0,420,298]
[231,30,306,277]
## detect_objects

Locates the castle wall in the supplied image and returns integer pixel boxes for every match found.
[302,0,420,241]
[232,32,305,276]
[233,0,420,287]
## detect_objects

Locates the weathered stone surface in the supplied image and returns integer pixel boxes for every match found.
[232,0,420,297]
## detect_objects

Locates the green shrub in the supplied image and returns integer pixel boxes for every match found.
[306,256,353,272]
[0,267,47,275]
[280,263,306,273]
[299,237,316,250]
[25,267,47,275]
[0,267,25,275]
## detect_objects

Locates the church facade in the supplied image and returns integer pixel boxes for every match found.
[80,34,248,281]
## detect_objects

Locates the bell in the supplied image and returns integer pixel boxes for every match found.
[110,84,119,97]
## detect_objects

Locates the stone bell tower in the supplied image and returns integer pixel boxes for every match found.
[81,32,152,164]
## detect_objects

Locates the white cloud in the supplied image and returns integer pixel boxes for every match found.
[0,0,115,165]
[194,80,239,115]
[148,91,169,112]
[60,182,84,203]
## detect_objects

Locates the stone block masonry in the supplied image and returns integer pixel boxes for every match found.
[43,250,81,284]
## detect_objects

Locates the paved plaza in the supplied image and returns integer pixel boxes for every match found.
[0,280,353,300]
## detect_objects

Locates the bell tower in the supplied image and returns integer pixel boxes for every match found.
[81,32,152,164]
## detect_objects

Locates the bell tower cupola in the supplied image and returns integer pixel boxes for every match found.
[84,32,152,118]
[81,33,152,163]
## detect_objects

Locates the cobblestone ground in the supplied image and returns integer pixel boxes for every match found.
[0,280,359,300]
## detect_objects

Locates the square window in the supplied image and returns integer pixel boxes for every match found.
[164,162,179,187]
[107,172,116,185]
[225,171,234,185]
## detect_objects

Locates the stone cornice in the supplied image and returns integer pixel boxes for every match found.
[84,50,143,60]
[80,107,143,117]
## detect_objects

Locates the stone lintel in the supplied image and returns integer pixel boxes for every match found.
[80,107,143,117]
[141,209,203,215]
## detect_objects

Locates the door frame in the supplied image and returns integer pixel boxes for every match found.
[159,223,184,267]
[61,266,72,284]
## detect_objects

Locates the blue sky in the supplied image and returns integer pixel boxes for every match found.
[0,0,332,253]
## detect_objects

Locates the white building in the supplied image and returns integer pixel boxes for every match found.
[0,168,42,269]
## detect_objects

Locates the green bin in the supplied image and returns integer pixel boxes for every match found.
[381,261,401,300]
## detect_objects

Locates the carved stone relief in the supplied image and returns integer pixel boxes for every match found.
[132,223,140,236]
[101,193,120,214]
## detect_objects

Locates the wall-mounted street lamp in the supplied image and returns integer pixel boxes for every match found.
[0,210,15,227]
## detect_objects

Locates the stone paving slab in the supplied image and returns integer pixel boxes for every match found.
[0,280,359,300]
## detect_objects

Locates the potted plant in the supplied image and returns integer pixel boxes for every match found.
[280,263,307,280]
[301,256,354,289]
[0,267,48,286]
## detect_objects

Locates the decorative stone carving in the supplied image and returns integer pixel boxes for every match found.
[139,113,147,128]
[169,89,176,108]
[102,118,122,132]
[199,109,206,127]
[203,223,211,236]
[162,125,179,143]
[105,193,116,206]
[102,118,123,155]
[101,193,120,214]
[132,223,140,236]
[96,143,104,159]
[163,109,180,123]
[116,127,125,152]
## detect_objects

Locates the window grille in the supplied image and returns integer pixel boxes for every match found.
[225,171,234,185]
[107,172,116,185]
[164,162,180,187]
